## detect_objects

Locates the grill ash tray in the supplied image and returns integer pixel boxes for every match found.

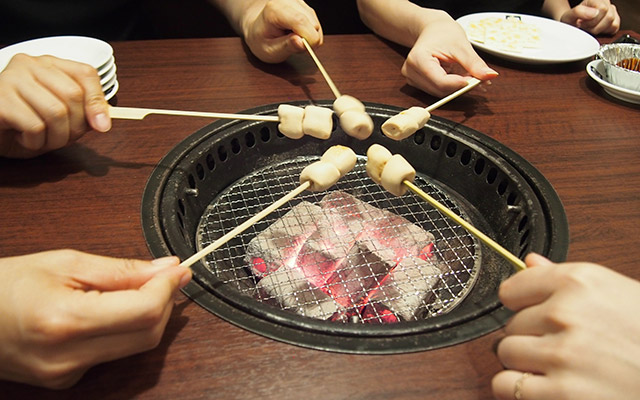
[141,101,569,354]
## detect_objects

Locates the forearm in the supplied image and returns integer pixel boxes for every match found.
[541,0,572,20]
[356,0,452,47]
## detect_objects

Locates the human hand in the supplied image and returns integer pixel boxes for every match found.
[0,250,192,389]
[492,253,640,400]
[559,0,620,35]
[400,12,498,97]
[0,54,111,159]
[240,0,323,63]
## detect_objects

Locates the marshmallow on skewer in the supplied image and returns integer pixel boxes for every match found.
[381,107,431,141]
[381,154,416,196]
[300,145,357,191]
[320,145,357,176]
[277,104,305,139]
[333,94,374,140]
[365,143,393,184]
[302,105,334,140]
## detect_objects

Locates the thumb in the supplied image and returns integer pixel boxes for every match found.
[65,253,186,291]
[524,252,554,268]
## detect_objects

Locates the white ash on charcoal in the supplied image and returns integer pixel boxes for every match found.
[245,201,325,277]
[294,210,364,288]
[360,255,443,323]
[256,266,342,319]
[245,190,441,323]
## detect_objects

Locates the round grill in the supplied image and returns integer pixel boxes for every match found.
[141,100,569,354]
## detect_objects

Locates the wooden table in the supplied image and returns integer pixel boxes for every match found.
[1,32,639,399]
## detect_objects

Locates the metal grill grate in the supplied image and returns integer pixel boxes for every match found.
[196,157,480,324]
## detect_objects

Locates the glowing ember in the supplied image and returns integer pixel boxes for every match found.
[247,191,443,323]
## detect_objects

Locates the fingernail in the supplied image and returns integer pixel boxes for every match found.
[486,68,499,77]
[151,256,180,268]
[94,112,111,132]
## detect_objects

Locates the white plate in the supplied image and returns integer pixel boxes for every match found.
[0,36,113,72]
[104,79,119,101]
[457,12,600,64]
[586,59,640,104]
[100,64,117,86]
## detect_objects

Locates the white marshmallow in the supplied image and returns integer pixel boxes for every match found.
[300,161,342,191]
[320,145,357,176]
[277,104,305,139]
[340,110,374,140]
[366,144,393,184]
[381,107,430,141]
[302,105,334,140]
[333,94,366,115]
[380,154,416,196]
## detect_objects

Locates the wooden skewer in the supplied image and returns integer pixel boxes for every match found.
[109,105,279,122]
[179,181,311,269]
[403,180,526,271]
[302,38,342,99]
[425,77,482,113]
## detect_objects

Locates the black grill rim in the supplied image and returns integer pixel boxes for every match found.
[141,101,569,353]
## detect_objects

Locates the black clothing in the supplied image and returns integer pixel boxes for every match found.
[409,0,546,20]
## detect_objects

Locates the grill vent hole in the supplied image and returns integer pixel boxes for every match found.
[518,215,529,232]
[218,146,228,161]
[413,130,425,145]
[507,192,518,206]
[178,199,185,215]
[430,135,442,150]
[446,142,457,157]
[474,158,485,175]
[206,154,215,171]
[260,127,270,142]
[460,149,472,165]
[188,174,196,189]
[520,229,530,246]
[497,179,509,195]
[231,138,241,154]
[196,163,205,180]
[177,211,185,229]
[245,132,256,147]
[487,168,498,184]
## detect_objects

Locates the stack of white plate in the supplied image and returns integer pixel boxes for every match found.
[0,36,119,100]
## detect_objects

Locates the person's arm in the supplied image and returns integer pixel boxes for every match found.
[491,253,640,400]
[0,54,111,159]
[0,250,191,389]
[356,0,497,97]
[208,0,323,63]
[542,0,620,35]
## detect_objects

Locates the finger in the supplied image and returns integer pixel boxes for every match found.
[50,56,111,134]
[503,302,564,336]
[402,55,468,97]
[498,262,558,311]
[270,1,322,46]
[492,370,554,400]
[66,265,190,334]
[0,91,46,149]
[447,43,499,80]
[496,335,551,373]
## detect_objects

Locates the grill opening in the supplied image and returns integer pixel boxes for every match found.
[142,101,569,354]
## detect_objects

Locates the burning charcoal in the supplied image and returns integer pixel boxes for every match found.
[361,256,443,323]
[245,201,324,277]
[323,240,398,308]
[256,266,341,319]
[295,210,363,288]
[320,191,435,260]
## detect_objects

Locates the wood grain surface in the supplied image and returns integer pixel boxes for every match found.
[1,32,639,399]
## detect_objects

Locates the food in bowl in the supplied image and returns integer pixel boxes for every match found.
[598,43,640,92]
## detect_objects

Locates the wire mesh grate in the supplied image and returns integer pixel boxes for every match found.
[196,157,480,324]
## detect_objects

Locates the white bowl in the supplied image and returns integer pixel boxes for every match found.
[598,43,640,92]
